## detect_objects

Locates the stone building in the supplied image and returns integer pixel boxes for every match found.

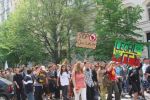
[123,0,150,58]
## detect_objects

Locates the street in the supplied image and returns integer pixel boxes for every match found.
[113,92,150,100]
[42,92,150,100]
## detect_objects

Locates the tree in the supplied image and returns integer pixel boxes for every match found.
[21,0,95,63]
[0,0,96,65]
[0,1,47,66]
[93,0,143,61]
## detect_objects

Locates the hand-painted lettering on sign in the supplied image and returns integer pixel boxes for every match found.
[112,40,143,66]
[76,32,97,49]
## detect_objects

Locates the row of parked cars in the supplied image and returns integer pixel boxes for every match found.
[0,77,14,100]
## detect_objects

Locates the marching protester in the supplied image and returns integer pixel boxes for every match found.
[115,62,124,97]
[34,66,48,100]
[128,64,142,100]
[67,65,74,98]
[92,63,100,100]
[13,68,26,100]
[121,64,128,95]
[72,61,87,100]
[84,62,95,100]
[1,59,150,100]
[142,59,150,94]
[47,64,57,99]
[55,64,61,99]
[106,61,120,100]
[7,68,15,82]
[146,64,150,92]
[57,64,70,100]
[97,62,107,100]
[24,69,34,100]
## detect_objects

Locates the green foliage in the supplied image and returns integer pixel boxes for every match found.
[18,0,95,63]
[93,0,143,61]
[0,0,95,65]
[0,1,47,66]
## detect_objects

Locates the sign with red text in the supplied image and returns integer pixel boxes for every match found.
[76,32,97,49]
[112,40,144,66]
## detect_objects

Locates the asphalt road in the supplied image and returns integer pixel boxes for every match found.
[113,92,150,100]
[42,92,150,100]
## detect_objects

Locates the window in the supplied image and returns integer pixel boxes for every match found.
[147,2,150,20]
[147,32,150,58]
[147,32,150,41]
[127,6,133,10]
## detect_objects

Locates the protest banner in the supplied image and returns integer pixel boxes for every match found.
[112,40,144,66]
[76,32,97,49]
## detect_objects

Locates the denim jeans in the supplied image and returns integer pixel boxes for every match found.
[34,86,43,100]
[15,87,26,100]
[61,85,68,100]
[86,85,95,100]
[27,92,34,100]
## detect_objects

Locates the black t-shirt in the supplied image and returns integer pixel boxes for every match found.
[146,66,150,81]
[129,68,140,83]
[47,71,56,79]
[92,69,98,82]
[13,73,24,88]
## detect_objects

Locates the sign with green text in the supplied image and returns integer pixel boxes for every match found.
[112,40,144,66]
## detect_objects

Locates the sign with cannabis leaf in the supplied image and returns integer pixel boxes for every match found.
[112,40,143,66]
[115,51,121,59]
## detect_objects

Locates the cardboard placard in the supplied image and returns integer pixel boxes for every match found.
[76,32,97,49]
[112,40,144,66]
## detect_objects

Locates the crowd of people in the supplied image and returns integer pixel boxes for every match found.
[0,58,150,100]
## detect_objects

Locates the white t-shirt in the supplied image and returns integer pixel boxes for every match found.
[142,63,149,80]
[57,71,70,86]
[142,64,149,73]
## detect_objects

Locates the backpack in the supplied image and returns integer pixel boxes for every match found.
[102,72,112,87]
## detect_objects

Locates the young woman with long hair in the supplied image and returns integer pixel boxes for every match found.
[57,65,70,100]
[72,61,86,100]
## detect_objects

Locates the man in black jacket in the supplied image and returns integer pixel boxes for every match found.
[128,65,142,100]
[13,68,26,100]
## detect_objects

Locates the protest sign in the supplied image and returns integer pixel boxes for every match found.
[112,40,144,66]
[76,32,97,49]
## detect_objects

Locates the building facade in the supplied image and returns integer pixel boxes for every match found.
[0,0,17,23]
[123,0,150,58]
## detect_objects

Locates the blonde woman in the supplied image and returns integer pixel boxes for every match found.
[72,62,87,100]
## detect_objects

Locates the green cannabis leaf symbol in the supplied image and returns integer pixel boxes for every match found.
[115,51,121,59]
